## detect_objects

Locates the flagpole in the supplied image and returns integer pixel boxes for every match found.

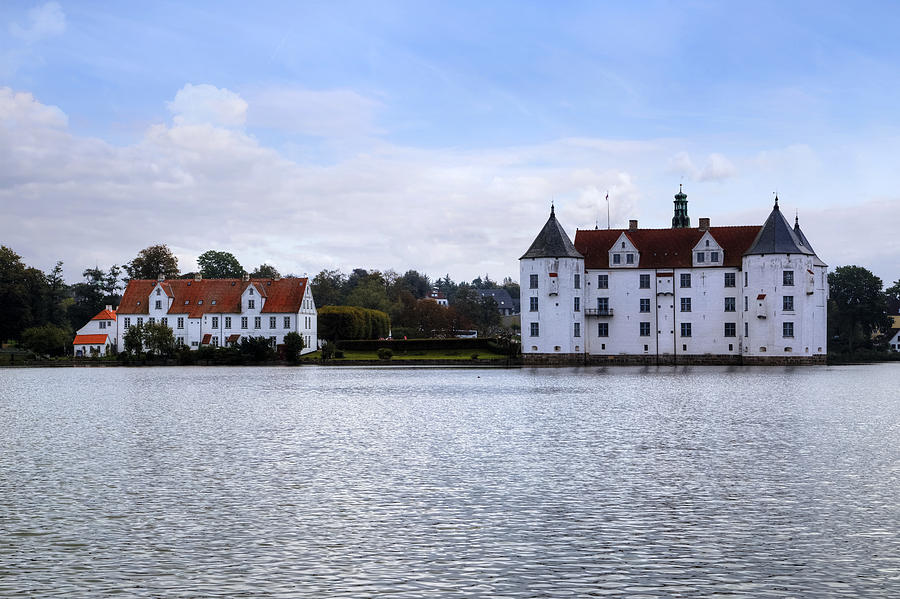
[606,191,610,230]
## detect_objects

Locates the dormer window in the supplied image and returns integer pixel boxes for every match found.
[250,288,254,296]
[696,252,705,263]
[711,251,719,262]
[184,300,189,305]
[198,300,203,305]
[613,254,621,264]
[706,240,710,247]
[156,289,161,295]
[211,300,217,305]
[621,242,626,248]
[626,254,634,264]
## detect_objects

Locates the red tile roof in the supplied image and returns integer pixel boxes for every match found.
[118,278,309,317]
[201,333,212,344]
[73,334,109,345]
[227,334,241,343]
[574,226,761,269]
[91,308,117,321]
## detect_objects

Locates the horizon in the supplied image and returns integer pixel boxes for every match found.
[2,1,899,286]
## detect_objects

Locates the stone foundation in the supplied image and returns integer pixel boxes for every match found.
[524,352,827,366]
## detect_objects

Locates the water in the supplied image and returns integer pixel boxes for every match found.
[1,365,899,597]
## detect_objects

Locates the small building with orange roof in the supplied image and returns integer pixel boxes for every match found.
[73,305,116,356]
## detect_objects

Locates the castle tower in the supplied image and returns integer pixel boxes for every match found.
[520,205,585,363]
[672,184,690,228]
[741,196,828,362]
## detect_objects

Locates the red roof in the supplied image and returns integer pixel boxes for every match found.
[118,278,308,317]
[73,334,109,345]
[227,334,241,343]
[201,333,212,344]
[91,308,117,321]
[757,294,767,300]
[574,226,761,269]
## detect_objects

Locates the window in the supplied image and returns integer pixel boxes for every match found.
[680,273,691,288]
[640,298,650,313]
[161,318,167,327]
[574,297,580,312]
[681,322,692,337]
[640,274,650,289]
[177,317,184,329]
[783,322,794,338]
[613,254,621,264]
[744,296,748,311]
[724,323,736,337]
[241,317,248,329]
[148,317,155,324]
[284,317,291,329]
[598,323,608,337]
[640,322,650,336]
[597,297,609,313]
[137,317,143,326]
[212,337,219,347]
[254,316,261,329]
[99,321,106,329]
[124,317,131,330]
[248,299,255,309]
[249,288,254,295]
[626,254,634,264]
[681,297,691,312]
[156,288,161,296]
[725,272,736,287]
[696,252,705,263]
[211,317,218,328]
[574,323,581,338]
[177,336,184,346]
[155,300,162,309]
[745,322,749,337]
[198,300,203,305]
[211,300,217,305]
[225,317,231,328]
[705,240,710,247]
[783,296,794,311]
[783,270,794,286]
[529,274,538,289]
[530,322,539,337]
[597,274,608,289]
[270,316,277,328]
[711,251,719,262]
[725,297,736,312]
[574,274,581,289]
[530,297,539,311]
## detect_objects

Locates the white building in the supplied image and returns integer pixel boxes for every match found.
[115,275,317,353]
[73,306,117,356]
[428,288,449,306]
[520,191,828,365]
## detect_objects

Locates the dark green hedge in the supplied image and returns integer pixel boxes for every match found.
[318,306,391,340]
[336,338,496,352]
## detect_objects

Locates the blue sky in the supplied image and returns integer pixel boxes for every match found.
[2,1,899,284]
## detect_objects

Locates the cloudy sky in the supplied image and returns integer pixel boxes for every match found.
[2,1,899,284]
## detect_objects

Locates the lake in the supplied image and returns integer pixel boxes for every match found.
[1,364,899,597]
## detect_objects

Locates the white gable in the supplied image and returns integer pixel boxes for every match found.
[692,231,723,267]
[609,233,640,268]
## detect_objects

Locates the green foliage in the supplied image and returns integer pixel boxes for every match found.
[283,331,304,363]
[21,324,71,356]
[452,287,501,335]
[70,265,121,331]
[143,322,176,358]
[321,341,336,360]
[0,246,52,343]
[250,263,280,279]
[239,336,275,362]
[310,269,347,307]
[377,347,393,360]
[886,279,900,303]
[828,265,892,352]
[318,306,390,340]
[123,323,145,356]
[125,244,179,280]
[198,250,245,279]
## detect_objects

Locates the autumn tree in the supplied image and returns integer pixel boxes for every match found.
[125,244,179,280]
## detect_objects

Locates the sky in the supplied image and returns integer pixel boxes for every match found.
[2,1,899,285]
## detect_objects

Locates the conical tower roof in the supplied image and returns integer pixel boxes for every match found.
[794,215,828,266]
[520,205,584,260]
[744,197,813,256]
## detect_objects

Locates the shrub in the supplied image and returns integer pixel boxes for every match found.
[470,353,479,360]
[321,341,336,360]
[283,332,304,363]
[21,324,71,356]
[334,349,344,358]
[377,347,393,361]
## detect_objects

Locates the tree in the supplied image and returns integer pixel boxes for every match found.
[310,269,346,306]
[198,250,244,279]
[453,287,500,335]
[0,246,39,342]
[239,336,274,362]
[282,332,304,363]
[250,263,280,279]
[886,279,900,303]
[125,244,179,280]
[21,324,71,356]
[144,322,175,358]
[390,270,431,300]
[45,261,70,328]
[70,266,122,331]
[124,323,145,355]
[828,265,892,352]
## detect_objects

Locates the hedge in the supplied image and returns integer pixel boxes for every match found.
[318,306,391,340]
[336,338,497,352]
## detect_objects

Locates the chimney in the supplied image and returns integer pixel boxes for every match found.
[157,274,165,282]
[242,273,250,283]
[194,273,202,281]
[105,305,112,312]
[629,219,638,231]
[699,217,710,231]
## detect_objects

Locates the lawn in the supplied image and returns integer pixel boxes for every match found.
[302,348,509,361]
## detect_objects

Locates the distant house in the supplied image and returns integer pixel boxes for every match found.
[889,328,900,352]
[427,288,449,307]
[73,306,116,356]
[113,274,318,353]
[476,288,519,316]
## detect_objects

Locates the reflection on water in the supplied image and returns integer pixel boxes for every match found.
[1,365,899,597]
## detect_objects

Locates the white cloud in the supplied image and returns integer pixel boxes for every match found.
[698,153,737,181]
[666,151,698,179]
[9,2,66,43]
[167,84,248,128]
[246,87,380,137]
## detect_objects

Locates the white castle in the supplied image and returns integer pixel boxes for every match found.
[519,188,828,365]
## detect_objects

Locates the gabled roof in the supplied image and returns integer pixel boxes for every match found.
[91,308,117,321]
[476,288,516,309]
[744,200,813,256]
[574,226,760,269]
[521,206,583,260]
[73,334,110,345]
[118,278,309,317]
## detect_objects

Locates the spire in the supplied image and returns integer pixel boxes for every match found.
[672,184,690,228]
[550,201,555,217]
[774,194,779,210]
[745,198,813,257]
[520,206,584,260]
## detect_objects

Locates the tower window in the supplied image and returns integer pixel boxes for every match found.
[530,322,539,337]
[530,274,538,289]
[681,323,692,337]
[783,322,794,338]
[640,322,650,336]
[783,271,794,286]
[530,297,539,311]
[724,323,736,337]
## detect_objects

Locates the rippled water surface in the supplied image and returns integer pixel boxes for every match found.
[2,364,899,597]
